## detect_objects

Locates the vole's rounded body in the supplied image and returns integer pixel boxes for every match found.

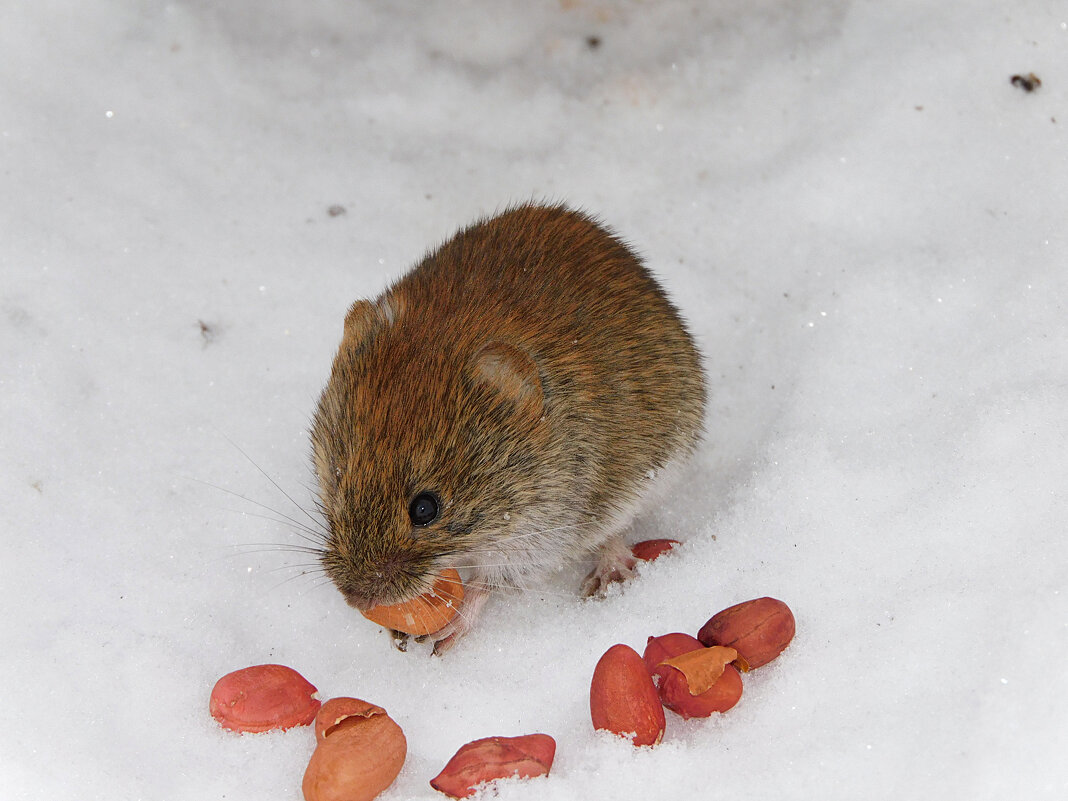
[312,204,706,651]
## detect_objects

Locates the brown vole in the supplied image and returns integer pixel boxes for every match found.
[311,204,706,653]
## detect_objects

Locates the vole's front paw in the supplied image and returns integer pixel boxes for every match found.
[430,616,471,656]
[428,583,492,656]
[581,534,638,597]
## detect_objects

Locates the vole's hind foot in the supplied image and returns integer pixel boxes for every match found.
[581,533,639,597]
[429,582,492,656]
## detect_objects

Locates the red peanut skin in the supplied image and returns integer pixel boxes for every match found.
[590,643,666,746]
[430,734,556,798]
[314,697,386,744]
[697,597,795,670]
[209,664,321,734]
[642,632,703,674]
[643,634,742,718]
[630,539,680,561]
[659,662,743,718]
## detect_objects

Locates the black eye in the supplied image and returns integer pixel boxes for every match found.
[409,492,439,526]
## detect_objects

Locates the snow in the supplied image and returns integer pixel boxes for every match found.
[2,1,1066,799]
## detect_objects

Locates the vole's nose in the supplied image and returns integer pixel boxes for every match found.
[341,555,410,611]
[372,554,406,584]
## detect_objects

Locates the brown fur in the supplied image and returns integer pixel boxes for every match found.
[311,204,706,633]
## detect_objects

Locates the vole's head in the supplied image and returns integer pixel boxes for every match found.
[311,292,549,612]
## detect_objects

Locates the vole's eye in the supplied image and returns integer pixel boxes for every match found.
[409,492,439,526]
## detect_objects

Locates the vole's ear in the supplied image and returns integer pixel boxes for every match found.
[342,295,403,352]
[470,341,544,420]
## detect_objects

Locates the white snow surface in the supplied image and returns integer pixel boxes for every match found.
[3,1,1067,799]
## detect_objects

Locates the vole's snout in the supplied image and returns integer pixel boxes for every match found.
[336,553,418,611]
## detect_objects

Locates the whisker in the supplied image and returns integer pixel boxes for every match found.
[411,592,439,634]
[215,506,326,544]
[454,576,577,600]
[477,519,600,546]
[265,567,328,593]
[213,431,329,536]
[430,584,477,632]
[227,541,326,553]
[208,546,325,567]
[221,547,326,561]
[265,563,327,575]
[442,562,549,570]
[443,520,603,558]
[183,475,327,546]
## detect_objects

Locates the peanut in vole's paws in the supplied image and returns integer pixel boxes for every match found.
[581,535,639,597]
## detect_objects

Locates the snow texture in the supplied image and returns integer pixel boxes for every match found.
[2,1,1066,799]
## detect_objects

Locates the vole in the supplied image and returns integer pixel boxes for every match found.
[311,204,706,653]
